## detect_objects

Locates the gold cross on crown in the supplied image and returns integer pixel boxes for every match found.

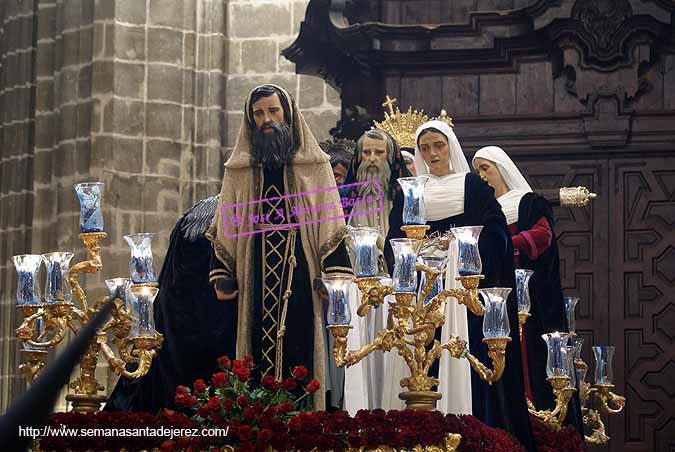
[382,95,397,114]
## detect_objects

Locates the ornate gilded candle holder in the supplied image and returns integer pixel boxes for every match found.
[526,332,576,430]
[519,291,625,442]
[13,182,163,412]
[326,224,511,411]
[517,287,625,439]
[577,345,625,444]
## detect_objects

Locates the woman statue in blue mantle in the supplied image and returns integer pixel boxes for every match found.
[384,120,536,452]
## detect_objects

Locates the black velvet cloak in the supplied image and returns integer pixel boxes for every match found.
[386,173,536,452]
[105,196,237,414]
[517,193,584,434]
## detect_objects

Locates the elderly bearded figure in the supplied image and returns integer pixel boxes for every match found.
[337,130,411,413]
[342,129,411,236]
[206,84,353,409]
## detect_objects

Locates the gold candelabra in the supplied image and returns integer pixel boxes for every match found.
[517,304,625,442]
[15,231,163,412]
[328,225,510,410]
[575,349,625,444]
[526,375,576,431]
[517,309,577,431]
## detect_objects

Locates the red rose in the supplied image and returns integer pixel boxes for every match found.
[232,359,243,370]
[175,393,197,407]
[292,365,308,380]
[211,411,228,428]
[193,379,207,393]
[306,378,321,393]
[243,354,254,369]
[288,415,302,431]
[261,375,278,390]
[175,385,190,395]
[243,407,256,421]
[207,396,221,411]
[217,355,231,370]
[277,401,293,413]
[223,398,234,411]
[252,401,264,414]
[162,408,176,417]
[262,406,277,418]
[281,377,297,391]
[237,395,249,407]
[238,424,254,441]
[211,372,229,388]
[235,367,251,382]
[258,428,273,442]
[177,436,189,448]
[236,443,254,452]
[189,437,203,450]
[160,440,175,452]
[197,406,209,418]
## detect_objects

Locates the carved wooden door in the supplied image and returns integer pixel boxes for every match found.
[608,159,675,452]
[517,156,675,451]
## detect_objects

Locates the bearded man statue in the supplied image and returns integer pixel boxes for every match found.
[342,129,411,236]
[206,84,353,409]
[105,84,352,413]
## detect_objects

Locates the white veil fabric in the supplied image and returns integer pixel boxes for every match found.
[472,146,532,225]
[413,120,470,223]
[382,120,473,415]
[400,150,415,161]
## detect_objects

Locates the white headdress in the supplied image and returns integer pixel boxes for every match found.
[413,120,470,176]
[472,146,532,225]
[412,120,470,222]
[400,150,415,162]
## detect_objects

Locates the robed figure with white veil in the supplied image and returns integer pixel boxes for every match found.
[472,146,584,435]
[384,121,536,452]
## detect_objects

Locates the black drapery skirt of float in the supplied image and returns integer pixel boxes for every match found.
[517,192,584,434]
[105,196,237,414]
[385,173,536,452]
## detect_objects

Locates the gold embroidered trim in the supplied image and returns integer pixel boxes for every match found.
[210,240,236,275]
[324,266,353,274]
[319,225,349,260]
[260,183,294,377]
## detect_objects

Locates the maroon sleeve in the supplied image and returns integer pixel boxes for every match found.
[511,216,552,261]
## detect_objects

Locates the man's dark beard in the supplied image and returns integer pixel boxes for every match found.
[251,121,294,170]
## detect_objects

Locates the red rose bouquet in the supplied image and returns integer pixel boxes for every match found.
[37,355,581,452]
[166,355,320,452]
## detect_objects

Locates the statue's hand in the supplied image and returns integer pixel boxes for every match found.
[215,288,238,301]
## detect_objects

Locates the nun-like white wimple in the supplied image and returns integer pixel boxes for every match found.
[472,146,532,192]
[400,150,415,161]
[413,120,470,176]
[472,146,532,225]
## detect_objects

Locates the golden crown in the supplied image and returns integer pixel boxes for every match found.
[373,96,428,149]
[434,109,455,127]
[373,96,454,149]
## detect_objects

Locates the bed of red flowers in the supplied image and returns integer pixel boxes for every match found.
[37,355,585,452]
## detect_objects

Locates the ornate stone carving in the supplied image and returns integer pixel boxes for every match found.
[572,0,633,52]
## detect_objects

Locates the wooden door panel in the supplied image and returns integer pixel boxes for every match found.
[610,159,675,452]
